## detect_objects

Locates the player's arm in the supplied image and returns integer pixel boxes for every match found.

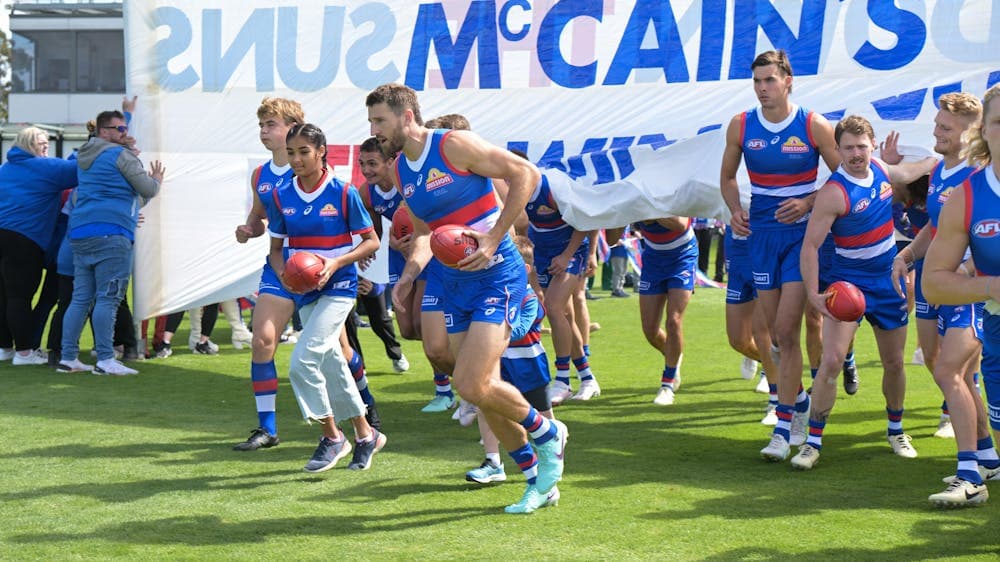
[358,182,384,240]
[268,235,286,278]
[800,184,844,317]
[237,188,268,243]
[885,157,936,186]
[392,211,433,313]
[549,229,590,275]
[924,187,996,305]
[812,113,841,173]
[442,130,540,271]
[892,224,931,286]
[720,115,750,236]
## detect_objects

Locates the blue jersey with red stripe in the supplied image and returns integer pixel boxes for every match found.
[965,167,1000,279]
[827,159,896,276]
[394,129,520,279]
[362,182,404,222]
[268,171,373,304]
[526,175,587,253]
[741,106,821,231]
[635,218,695,255]
[928,160,976,234]
[254,160,294,225]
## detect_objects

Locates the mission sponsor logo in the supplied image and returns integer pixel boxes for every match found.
[319,203,338,217]
[937,186,955,204]
[781,136,809,154]
[879,182,893,200]
[426,168,453,191]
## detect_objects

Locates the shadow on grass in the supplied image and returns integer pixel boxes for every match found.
[7,508,499,545]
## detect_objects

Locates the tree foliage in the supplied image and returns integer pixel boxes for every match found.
[0,29,11,122]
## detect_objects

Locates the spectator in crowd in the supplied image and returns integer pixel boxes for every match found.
[58,110,164,375]
[0,126,78,365]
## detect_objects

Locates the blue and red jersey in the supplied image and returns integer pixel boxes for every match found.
[635,218,695,255]
[827,159,896,276]
[740,106,821,231]
[268,170,373,304]
[965,167,1000,280]
[254,160,294,226]
[928,160,976,234]
[394,129,520,278]
[360,182,404,222]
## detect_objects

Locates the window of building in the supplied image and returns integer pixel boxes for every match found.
[11,30,124,93]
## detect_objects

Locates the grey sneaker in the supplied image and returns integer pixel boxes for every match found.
[347,430,387,471]
[303,436,352,473]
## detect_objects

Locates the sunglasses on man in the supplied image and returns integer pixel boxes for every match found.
[101,125,128,133]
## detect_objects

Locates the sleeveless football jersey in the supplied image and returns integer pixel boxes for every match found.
[741,106,821,231]
[827,159,896,276]
[254,160,294,226]
[394,129,520,278]
[965,167,1000,280]
[270,170,373,302]
[928,160,976,233]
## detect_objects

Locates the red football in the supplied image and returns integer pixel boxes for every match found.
[284,251,325,293]
[826,280,866,322]
[430,224,479,268]
[391,206,414,240]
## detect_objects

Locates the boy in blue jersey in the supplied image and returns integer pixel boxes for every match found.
[366,84,567,514]
[231,98,303,451]
[720,50,841,460]
[797,116,935,471]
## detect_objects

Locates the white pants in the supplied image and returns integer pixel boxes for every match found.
[288,295,366,423]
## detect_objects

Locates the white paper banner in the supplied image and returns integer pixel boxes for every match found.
[123,0,1000,318]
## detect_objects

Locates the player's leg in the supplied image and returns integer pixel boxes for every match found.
[570,276,600,400]
[639,292,672,404]
[420,309,456,412]
[753,301,780,424]
[725,300,759,375]
[804,304,823,385]
[662,286,692,396]
[340,325,380,431]
[542,272,579,404]
[790,317,856,469]
[872,324,916,458]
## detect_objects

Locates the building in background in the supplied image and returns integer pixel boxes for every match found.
[3,0,123,160]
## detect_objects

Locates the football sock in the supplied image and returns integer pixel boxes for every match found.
[573,356,594,382]
[886,407,904,436]
[508,443,538,485]
[251,360,279,435]
[433,372,453,398]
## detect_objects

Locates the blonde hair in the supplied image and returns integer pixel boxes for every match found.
[14,126,48,156]
[256,97,304,125]
[426,113,470,131]
[965,85,1000,166]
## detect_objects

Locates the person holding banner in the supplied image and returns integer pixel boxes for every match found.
[268,123,385,472]
[720,50,840,461]
[797,115,936,471]
[629,218,698,406]
[367,83,566,514]
[523,171,601,405]
[923,84,1000,507]
[231,97,302,451]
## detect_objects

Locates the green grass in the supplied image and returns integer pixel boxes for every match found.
[2,289,998,561]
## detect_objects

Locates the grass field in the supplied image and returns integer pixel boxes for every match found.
[2,287,999,561]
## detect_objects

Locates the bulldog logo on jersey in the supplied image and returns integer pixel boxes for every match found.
[426,168,454,191]
[745,139,767,150]
[781,136,809,154]
[319,203,338,217]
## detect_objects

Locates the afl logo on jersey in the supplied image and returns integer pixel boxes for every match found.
[319,203,338,217]
[746,139,767,150]
[854,198,870,213]
[426,168,454,191]
[258,183,273,194]
[972,219,1000,238]
[403,184,415,197]
[282,207,296,216]
[781,136,809,154]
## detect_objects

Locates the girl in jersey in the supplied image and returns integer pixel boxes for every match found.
[268,123,385,473]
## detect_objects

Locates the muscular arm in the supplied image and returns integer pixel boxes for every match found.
[800,184,844,315]
[442,131,540,271]
[886,157,937,188]
[720,115,749,236]
[924,188,995,305]
[810,114,841,173]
